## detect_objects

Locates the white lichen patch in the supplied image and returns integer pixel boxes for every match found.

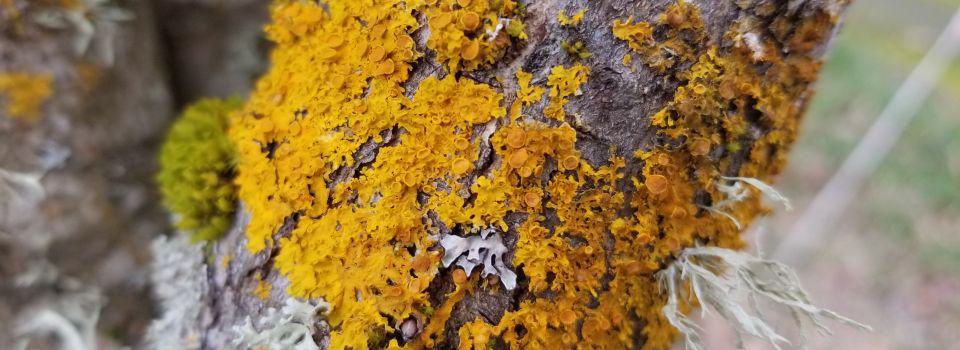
[440,230,518,290]
[657,247,871,350]
[143,234,208,350]
[232,298,331,350]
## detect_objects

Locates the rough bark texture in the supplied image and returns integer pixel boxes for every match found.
[189,0,849,349]
[0,0,847,349]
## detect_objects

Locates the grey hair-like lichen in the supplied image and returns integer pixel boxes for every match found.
[657,246,871,350]
[700,176,793,229]
[439,229,517,290]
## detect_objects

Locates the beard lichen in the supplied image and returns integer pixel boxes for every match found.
[225,0,839,349]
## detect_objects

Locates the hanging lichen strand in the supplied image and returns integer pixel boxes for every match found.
[227,0,835,349]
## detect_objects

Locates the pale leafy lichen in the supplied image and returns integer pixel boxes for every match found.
[439,230,517,290]
[232,298,332,350]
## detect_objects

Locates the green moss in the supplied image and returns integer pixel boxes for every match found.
[560,40,592,59]
[158,98,241,241]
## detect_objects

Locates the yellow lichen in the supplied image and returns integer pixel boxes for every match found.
[227,0,825,348]
[221,254,233,269]
[511,69,545,120]
[425,0,524,73]
[0,72,53,121]
[254,273,272,300]
[557,9,585,27]
[544,63,590,121]
[612,0,706,72]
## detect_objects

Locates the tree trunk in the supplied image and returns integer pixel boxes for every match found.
[172,0,850,349]
[1,0,849,349]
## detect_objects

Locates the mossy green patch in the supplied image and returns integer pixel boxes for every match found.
[158,98,241,241]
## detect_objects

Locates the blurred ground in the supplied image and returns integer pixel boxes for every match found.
[702,0,960,348]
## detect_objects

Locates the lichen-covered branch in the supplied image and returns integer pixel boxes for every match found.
[149,0,852,349]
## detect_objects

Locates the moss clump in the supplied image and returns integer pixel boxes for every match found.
[158,98,241,241]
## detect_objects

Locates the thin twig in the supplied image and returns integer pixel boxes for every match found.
[773,8,960,266]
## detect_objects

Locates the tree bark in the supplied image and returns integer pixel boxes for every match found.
[173,1,850,349]
[0,0,849,349]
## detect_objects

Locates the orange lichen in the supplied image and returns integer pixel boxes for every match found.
[426,0,524,73]
[459,12,480,31]
[458,318,492,349]
[507,149,528,168]
[645,174,669,194]
[227,0,825,348]
[452,158,472,175]
[504,128,525,148]
[689,137,712,156]
[0,72,53,121]
[613,0,706,72]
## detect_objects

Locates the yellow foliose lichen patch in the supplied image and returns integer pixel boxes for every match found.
[558,8,586,27]
[0,72,53,121]
[544,63,590,121]
[426,0,525,73]
[229,0,824,348]
[612,0,706,72]
[560,40,592,59]
[509,69,545,120]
